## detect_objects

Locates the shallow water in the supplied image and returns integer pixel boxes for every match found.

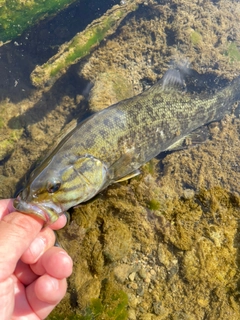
[0,0,240,319]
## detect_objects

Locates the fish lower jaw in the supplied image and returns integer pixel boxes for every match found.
[13,198,61,224]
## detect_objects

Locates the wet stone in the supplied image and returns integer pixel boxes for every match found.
[129,272,136,281]
[150,269,156,276]
[138,267,148,279]
[129,282,138,290]
[128,293,139,308]
[153,301,162,315]
[183,188,195,200]
[113,264,133,283]
[128,308,137,320]
[136,285,145,296]
[168,264,179,280]
[144,276,151,284]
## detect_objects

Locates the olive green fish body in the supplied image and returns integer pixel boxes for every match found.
[14,72,240,223]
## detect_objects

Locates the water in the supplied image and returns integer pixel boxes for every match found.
[0,0,240,319]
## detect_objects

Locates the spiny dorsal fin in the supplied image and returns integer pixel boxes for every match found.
[161,68,186,90]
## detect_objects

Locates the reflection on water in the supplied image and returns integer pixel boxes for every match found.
[0,0,240,319]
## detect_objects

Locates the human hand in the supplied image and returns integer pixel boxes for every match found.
[0,199,73,320]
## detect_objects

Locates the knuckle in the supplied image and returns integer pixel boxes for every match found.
[6,213,34,235]
[3,212,42,237]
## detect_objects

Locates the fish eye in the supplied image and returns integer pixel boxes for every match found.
[46,181,61,193]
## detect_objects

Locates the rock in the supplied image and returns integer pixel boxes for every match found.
[138,268,148,279]
[114,264,133,283]
[183,188,195,200]
[136,285,145,296]
[129,272,136,281]
[102,219,132,262]
[77,278,101,309]
[128,308,137,320]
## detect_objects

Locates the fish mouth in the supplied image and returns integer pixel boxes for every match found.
[13,195,63,224]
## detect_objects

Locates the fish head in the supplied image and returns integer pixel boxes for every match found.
[14,154,108,224]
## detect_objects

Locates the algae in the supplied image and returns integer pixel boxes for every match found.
[49,23,111,78]
[190,30,202,47]
[0,0,77,43]
[79,290,128,320]
[48,286,128,320]
[224,42,240,62]
[148,199,161,211]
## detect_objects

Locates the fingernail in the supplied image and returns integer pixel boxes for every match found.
[29,237,46,260]
[59,251,73,264]
[59,251,70,258]
[50,277,59,291]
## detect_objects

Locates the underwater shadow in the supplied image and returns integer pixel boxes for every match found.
[7,64,91,130]
[0,41,35,103]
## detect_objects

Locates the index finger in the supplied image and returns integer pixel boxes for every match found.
[0,211,44,282]
[0,199,67,230]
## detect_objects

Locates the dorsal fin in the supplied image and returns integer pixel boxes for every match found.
[161,68,186,90]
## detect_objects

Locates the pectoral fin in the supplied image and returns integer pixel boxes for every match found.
[166,126,211,151]
[108,145,143,183]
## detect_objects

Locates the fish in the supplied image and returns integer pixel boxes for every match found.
[14,69,240,223]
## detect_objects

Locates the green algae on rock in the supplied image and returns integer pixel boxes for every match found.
[0,0,78,44]
[30,0,140,88]
[190,29,202,47]
[81,290,128,320]
[48,289,128,320]
[224,42,240,62]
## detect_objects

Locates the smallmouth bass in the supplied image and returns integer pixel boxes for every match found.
[14,70,240,223]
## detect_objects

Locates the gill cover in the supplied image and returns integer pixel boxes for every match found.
[66,155,109,201]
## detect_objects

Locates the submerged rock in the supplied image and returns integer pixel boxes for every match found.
[30,0,141,88]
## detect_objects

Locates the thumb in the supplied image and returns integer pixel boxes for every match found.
[0,211,44,281]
